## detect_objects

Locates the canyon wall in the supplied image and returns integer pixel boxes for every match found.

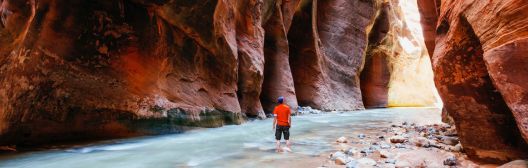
[0,0,437,146]
[418,0,528,163]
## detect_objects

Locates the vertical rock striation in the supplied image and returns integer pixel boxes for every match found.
[0,0,439,146]
[289,0,381,110]
[418,0,528,163]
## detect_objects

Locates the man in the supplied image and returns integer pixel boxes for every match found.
[272,96,291,152]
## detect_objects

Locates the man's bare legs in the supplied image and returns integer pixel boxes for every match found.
[276,140,281,152]
[286,140,291,148]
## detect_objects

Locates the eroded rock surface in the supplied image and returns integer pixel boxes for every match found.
[0,0,439,146]
[418,0,528,163]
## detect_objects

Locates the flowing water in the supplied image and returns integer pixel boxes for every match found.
[0,108,441,168]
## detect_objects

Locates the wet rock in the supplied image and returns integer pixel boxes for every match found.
[385,159,397,164]
[412,137,432,148]
[443,156,457,166]
[360,147,375,154]
[380,143,391,149]
[346,159,359,168]
[498,160,528,168]
[443,128,458,137]
[337,137,348,143]
[390,136,407,143]
[395,143,406,149]
[330,151,346,161]
[453,143,463,152]
[358,134,366,139]
[441,136,459,146]
[335,156,350,165]
[297,106,322,114]
[344,147,358,155]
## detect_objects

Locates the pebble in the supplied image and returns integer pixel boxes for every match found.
[443,156,457,166]
[331,151,346,160]
[453,143,463,152]
[358,134,366,139]
[412,137,431,148]
[337,136,348,143]
[385,159,397,164]
[357,158,376,166]
[390,136,407,143]
[379,150,394,158]
[395,143,406,148]
[346,160,359,168]
[380,143,391,149]
[360,147,374,154]
[441,136,459,146]
[344,147,358,155]
[335,157,349,165]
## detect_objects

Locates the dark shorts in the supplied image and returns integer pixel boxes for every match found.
[275,125,290,140]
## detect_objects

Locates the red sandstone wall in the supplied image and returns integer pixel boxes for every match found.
[418,0,528,163]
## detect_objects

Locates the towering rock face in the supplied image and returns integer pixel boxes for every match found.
[0,0,247,145]
[261,0,300,114]
[289,0,381,110]
[418,0,528,163]
[0,0,303,145]
[0,0,439,146]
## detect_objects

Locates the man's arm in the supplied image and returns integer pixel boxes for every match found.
[273,107,277,130]
[273,117,277,130]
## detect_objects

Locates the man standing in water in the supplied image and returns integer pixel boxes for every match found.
[272,96,291,152]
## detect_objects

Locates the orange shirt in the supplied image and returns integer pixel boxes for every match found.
[273,104,291,126]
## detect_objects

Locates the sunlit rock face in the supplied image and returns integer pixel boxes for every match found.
[288,0,438,110]
[418,0,528,163]
[359,0,438,108]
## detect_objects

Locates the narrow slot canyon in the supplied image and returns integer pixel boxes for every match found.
[0,0,527,167]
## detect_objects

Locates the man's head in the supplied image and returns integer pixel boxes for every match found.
[278,96,284,104]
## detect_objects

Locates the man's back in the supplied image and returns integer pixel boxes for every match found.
[273,104,290,126]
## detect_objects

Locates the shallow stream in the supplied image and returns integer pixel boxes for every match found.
[0,108,441,168]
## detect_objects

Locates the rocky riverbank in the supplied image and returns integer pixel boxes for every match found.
[317,122,527,168]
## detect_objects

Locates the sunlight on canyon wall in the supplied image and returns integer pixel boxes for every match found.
[386,0,441,107]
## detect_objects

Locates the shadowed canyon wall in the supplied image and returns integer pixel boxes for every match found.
[418,0,528,163]
[0,0,437,146]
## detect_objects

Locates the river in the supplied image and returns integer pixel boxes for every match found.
[0,108,441,168]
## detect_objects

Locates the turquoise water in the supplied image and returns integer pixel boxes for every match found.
[0,108,441,168]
